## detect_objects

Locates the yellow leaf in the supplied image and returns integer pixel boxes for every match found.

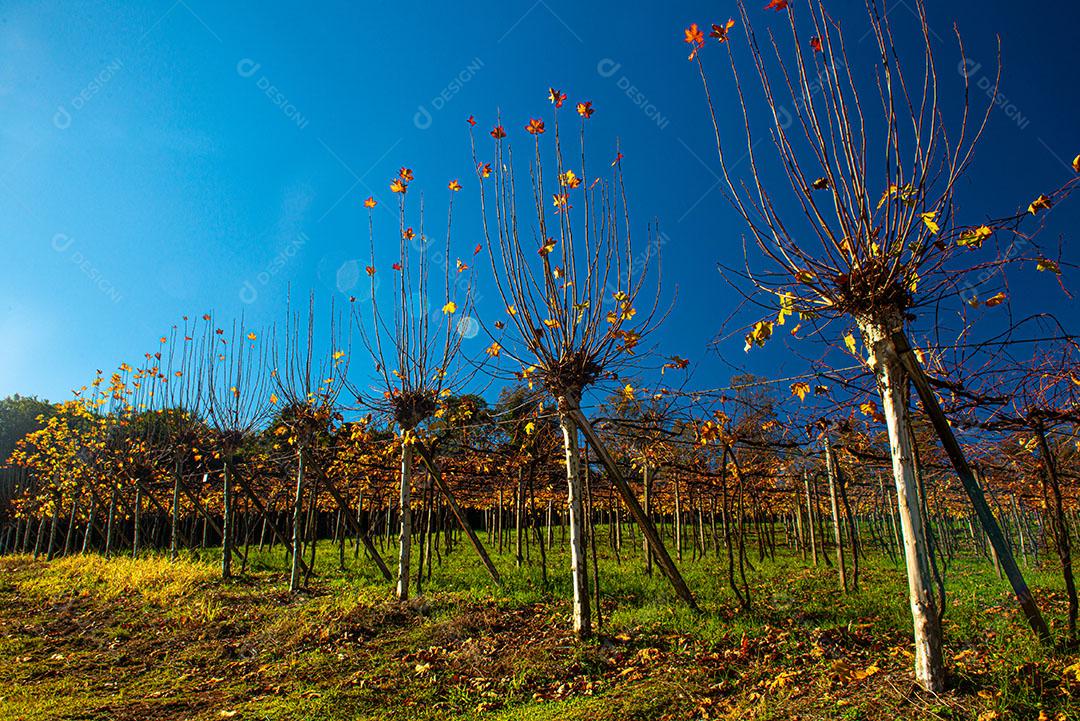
[1036,258,1061,274]
[853,664,880,680]
[442,301,457,315]
[860,401,884,423]
[269,393,278,405]
[744,320,773,352]
[958,225,992,248]
[1028,194,1052,215]
[777,293,794,326]
[919,211,939,234]
[984,292,1006,307]
[790,382,810,401]
[844,333,857,355]
[524,421,536,435]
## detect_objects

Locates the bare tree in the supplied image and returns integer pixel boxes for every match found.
[686,0,1076,690]
[471,96,696,639]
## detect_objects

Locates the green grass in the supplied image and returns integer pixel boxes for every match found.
[1,528,1078,720]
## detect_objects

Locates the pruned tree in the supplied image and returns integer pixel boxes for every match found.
[471,92,697,639]
[685,0,1077,690]
[351,169,499,602]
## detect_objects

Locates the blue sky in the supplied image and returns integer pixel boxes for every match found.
[1,0,1078,404]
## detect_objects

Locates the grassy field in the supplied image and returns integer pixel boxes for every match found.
[1,531,1079,720]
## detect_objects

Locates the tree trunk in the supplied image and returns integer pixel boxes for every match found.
[804,471,818,567]
[397,441,413,601]
[558,407,591,640]
[643,466,653,574]
[170,460,181,561]
[515,466,525,567]
[861,318,945,693]
[46,491,60,561]
[132,483,141,558]
[222,465,233,579]
[824,437,847,592]
[104,487,117,558]
[290,448,305,593]
[1035,423,1077,639]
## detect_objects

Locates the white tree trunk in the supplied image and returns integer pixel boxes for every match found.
[222,465,233,579]
[290,449,304,593]
[824,437,847,592]
[860,317,945,693]
[396,442,413,601]
[558,410,591,639]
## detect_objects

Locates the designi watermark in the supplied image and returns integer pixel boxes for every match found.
[51,233,123,303]
[53,58,125,130]
[237,58,310,130]
[413,57,485,130]
[597,58,669,130]
[239,232,308,304]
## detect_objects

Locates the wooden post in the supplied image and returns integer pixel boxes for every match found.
[823,438,847,592]
[413,440,501,586]
[892,330,1051,644]
[570,408,698,612]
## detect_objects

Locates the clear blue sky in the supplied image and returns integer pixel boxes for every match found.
[2,0,1077,403]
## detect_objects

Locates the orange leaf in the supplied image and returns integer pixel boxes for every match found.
[525,118,545,135]
[363,196,377,208]
[684,23,704,59]
[684,23,704,47]
[448,179,461,192]
[576,101,594,118]
[765,0,789,10]
[490,125,507,139]
[548,88,566,108]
